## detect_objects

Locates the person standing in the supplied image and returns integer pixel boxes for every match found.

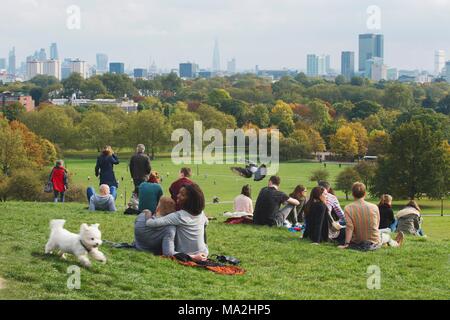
[169,167,194,210]
[95,146,119,198]
[129,144,151,194]
[50,160,68,203]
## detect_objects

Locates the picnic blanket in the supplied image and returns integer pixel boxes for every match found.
[170,253,246,275]
[224,216,253,225]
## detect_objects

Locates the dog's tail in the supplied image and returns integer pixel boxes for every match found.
[49,219,66,230]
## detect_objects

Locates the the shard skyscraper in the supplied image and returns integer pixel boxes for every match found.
[212,38,220,72]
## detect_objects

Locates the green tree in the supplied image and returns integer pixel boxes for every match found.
[336,167,361,200]
[1,102,26,121]
[354,161,377,187]
[77,112,114,150]
[62,72,85,97]
[350,100,381,120]
[309,169,330,184]
[0,124,26,175]
[383,83,415,111]
[368,129,390,156]
[81,77,107,99]
[249,104,270,128]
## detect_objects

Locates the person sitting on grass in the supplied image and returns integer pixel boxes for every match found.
[146,184,208,261]
[396,200,425,236]
[87,184,117,212]
[232,184,253,215]
[286,185,307,226]
[318,181,345,224]
[138,172,163,213]
[378,194,396,231]
[338,182,404,251]
[252,176,300,227]
[169,167,194,210]
[303,186,329,244]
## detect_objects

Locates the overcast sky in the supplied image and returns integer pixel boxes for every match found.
[1,0,450,72]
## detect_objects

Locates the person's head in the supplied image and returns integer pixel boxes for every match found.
[99,184,110,196]
[241,184,251,198]
[136,144,145,153]
[102,145,113,156]
[352,182,366,200]
[177,183,205,216]
[379,194,393,206]
[156,196,176,217]
[148,171,160,183]
[268,176,281,188]
[304,186,326,216]
[179,167,192,179]
[406,200,420,211]
[291,185,307,199]
[55,159,64,167]
[318,181,331,191]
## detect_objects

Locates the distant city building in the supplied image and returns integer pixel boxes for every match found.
[370,59,387,82]
[96,53,108,73]
[435,50,446,76]
[341,51,355,80]
[307,54,319,77]
[198,70,212,78]
[325,55,331,74]
[50,43,59,60]
[8,47,16,76]
[387,68,399,81]
[212,39,220,72]
[179,62,198,78]
[1,92,35,112]
[0,58,6,70]
[446,61,450,83]
[133,68,148,78]
[43,59,61,80]
[359,33,384,73]
[26,60,43,80]
[70,59,88,78]
[257,69,297,80]
[61,59,72,80]
[38,48,47,62]
[109,62,125,74]
[149,61,157,75]
[227,58,236,74]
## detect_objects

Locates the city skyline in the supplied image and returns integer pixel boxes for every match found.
[1,0,450,72]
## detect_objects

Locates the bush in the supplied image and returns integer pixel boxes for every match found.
[309,169,330,184]
[6,169,42,201]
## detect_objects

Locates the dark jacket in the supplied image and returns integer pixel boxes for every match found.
[303,201,329,243]
[129,152,151,180]
[95,154,119,188]
[378,204,395,229]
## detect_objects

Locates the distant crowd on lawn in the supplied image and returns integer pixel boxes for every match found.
[48,143,426,260]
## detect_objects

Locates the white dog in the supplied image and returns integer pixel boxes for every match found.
[45,219,107,267]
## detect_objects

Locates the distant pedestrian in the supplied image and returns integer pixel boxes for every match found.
[95,146,119,198]
[50,160,68,203]
[129,144,151,194]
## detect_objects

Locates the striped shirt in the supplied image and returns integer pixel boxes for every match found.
[344,199,381,245]
[325,192,345,222]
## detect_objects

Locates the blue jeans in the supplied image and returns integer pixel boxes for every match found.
[86,186,117,203]
[53,191,65,203]
[390,219,398,232]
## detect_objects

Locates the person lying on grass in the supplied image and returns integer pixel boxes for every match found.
[338,182,404,251]
[143,184,209,261]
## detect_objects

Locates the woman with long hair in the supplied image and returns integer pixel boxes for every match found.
[303,186,329,244]
[95,145,119,199]
[378,194,396,231]
[396,200,425,236]
[287,185,307,226]
[233,184,253,215]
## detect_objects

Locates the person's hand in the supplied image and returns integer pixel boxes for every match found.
[189,253,207,262]
[143,210,153,220]
[338,244,349,249]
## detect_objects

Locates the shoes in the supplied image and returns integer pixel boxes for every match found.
[395,231,405,247]
[283,220,292,228]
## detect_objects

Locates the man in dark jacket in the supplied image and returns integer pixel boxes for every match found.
[129,144,151,194]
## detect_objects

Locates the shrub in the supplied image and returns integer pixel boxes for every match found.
[6,169,42,201]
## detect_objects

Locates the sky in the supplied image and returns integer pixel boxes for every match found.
[1,0,450,72]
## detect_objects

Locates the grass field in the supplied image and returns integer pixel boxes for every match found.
[0,157,449,299]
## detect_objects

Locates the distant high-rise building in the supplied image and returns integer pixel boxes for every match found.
[387,68,399,81]
[26,60,43,80]
[365,57,386,81]
[38,48,47,62]
[50,43,59,60]
[43,59,61,80]
[134,68,148,78]
[341,51,355,81]
[307,54,319,77]
[179,62,198,78]
[325,55,331,74]
[359,33,384,73]
[227,58,236,74]
[8,47,16,75]
[434,50,446,76]
[61,58,72,80]
[149,61,157,75]
[70,59,87,78]
[212,39,220,72]
[446,61,450,83]
[0,58,6,70]
[109,62,125,74]
[96,53,108,73]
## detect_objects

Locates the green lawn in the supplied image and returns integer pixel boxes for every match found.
[0,158,449,299]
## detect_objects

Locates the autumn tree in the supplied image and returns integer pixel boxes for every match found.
[330,126,358,159]
[336,167,361,200]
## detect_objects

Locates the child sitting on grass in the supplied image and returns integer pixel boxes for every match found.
[145,196,176,220]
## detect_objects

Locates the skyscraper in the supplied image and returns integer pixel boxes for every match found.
[341,51,355,80]
[434,50,446,76]
[8,47,16,75]
[43,59,61,80]
[307,54,319,77]
[109,62,125,74]
[446,61,450,83]
[212,39,220,72]
[227,58,236,74]
[96,53,108,73]
[0,58,6,70]
[325,55,331,74]
[50,43,59,60]
[179,62,198,78]
[359,33,384,72]
[70,59,87,78]
[26,60,43,80]
[38,48,47,62]
[61,58,72,80]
